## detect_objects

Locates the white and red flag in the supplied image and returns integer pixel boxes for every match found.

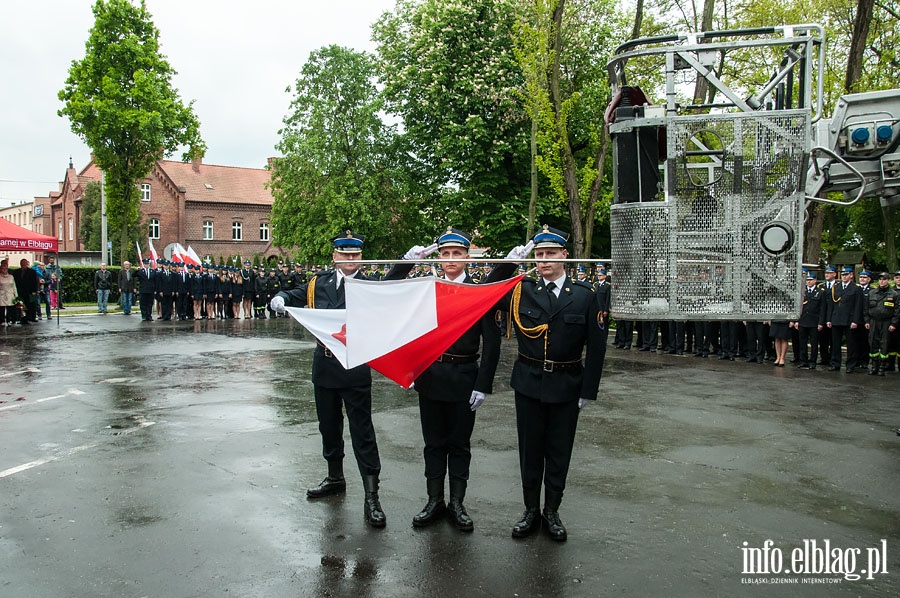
[172,243,200,266]
[135,241,144,265]
[147,238,159,268]
[286,274,523,388]
[186,246,203,266]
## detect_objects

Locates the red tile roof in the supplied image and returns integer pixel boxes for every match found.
[159,160,273,206]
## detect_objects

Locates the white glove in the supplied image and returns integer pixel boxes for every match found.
[269,295,285,313]
[578,398,589,410]
[505,240,535,260]
[469,390,486,411]
[403,243,438,261]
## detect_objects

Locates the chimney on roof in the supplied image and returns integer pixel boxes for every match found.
[267,157,276,168]
[69,156,74,169]
[192,157,202,173]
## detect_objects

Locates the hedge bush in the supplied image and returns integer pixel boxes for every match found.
[11,265,123,304]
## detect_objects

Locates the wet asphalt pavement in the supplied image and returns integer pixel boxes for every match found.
[1,314,899,597]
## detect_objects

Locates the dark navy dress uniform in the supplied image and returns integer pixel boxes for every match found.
[136,260,156,320]
[494,225,605,542]
[390,227,504,530]
[796,274,825,368]
[826,267,864,372]
[274,231,404,528]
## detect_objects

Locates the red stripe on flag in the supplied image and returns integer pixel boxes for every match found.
[367,275,522,387]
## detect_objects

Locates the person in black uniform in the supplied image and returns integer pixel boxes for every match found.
[269,231,407,529]
[240,261,255,319]
[818,265,838,365]
[136,258,156,321]
[826,266,864,372]
[391,228,502,531]
[865,272,899,376]
[593,264,612,371]
[856,270,873,369]
[494,225,605,542]
[793,272,825,369]
[253,267,268,318]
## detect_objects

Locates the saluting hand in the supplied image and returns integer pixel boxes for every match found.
[505,240,534,261]
[403,243,438,261]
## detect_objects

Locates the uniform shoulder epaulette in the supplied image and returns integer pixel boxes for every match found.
[520,277,537,286]
[572,279,595,291]
[314,269,334,278]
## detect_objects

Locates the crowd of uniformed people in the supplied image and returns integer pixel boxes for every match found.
[129,253,900,378]
[608,265,900,376]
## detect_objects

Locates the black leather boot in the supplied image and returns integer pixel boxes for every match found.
[511,487,541,538]
[868,358,880,375]
[447,478,473,532]
[543,489,567,541]
[877,358,886,376]
[412,477,446,527]
[306,460,346,498]
[362,474,386,528]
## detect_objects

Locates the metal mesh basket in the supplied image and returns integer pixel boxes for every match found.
[611,111,807,320]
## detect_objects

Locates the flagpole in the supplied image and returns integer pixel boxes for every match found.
[333,258,612,265]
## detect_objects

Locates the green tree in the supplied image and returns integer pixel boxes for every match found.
[59,0,205,263]
[374,0,532,252]
[514,0,626,257]
[77,181,103,251]
[269,45,423,264]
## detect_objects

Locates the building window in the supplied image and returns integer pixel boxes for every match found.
[149,219,160,239]
[68,217,74,241]
[140,183,151,201]
[203,221,214,240]
[232,221,242,241]
[259,222,269,241]
[58,222,63,240]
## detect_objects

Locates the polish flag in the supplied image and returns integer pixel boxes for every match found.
[135,241,143,265]
[286,274,523,388]
[148,238,159,269]
[172,243,200,266]
[186,246,203,266]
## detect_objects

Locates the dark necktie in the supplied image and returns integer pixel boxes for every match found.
[546,281,557,308]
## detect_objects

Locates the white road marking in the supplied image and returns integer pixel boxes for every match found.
[0,421,155,479]
[0,388,85,412]
[0,367,41,378]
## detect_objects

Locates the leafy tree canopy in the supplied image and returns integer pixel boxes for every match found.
[59,0,205,262]
[269,45,426,264]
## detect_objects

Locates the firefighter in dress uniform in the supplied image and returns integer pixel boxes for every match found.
[493,225,605,542]
[391,228,504,531]
[269,231,409,528]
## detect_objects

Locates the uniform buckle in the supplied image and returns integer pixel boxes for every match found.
[543,360,554,373]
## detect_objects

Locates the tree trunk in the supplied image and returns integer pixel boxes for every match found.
[804,203,825,264]
[884,205,898,272]
[584,128,610,259]
[846,0,875,92]
[692,0,716,105]
[630,0,644,40]
[548,0,585,257]
[528,115,538,242]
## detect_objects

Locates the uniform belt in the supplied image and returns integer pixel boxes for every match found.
[517,353,582,373]
[316,342,335,358]
[435,353,479,364]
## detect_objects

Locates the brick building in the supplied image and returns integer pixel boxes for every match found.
[49,156,279,264]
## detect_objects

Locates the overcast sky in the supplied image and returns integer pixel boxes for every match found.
[0,0,397,207]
